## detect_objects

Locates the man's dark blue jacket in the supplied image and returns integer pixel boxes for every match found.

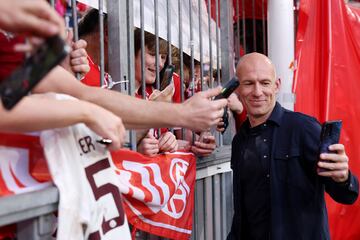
[228,103,359,240]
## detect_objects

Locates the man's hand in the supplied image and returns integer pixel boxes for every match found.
[191,134,216,157]
[137,131,159,157]
[216,93,242,132]
[158,132,178,153]
[0,0,65,38]
[149,82,175,102]
[317,144,349,183]
[181,87,228,131]
[83,102,126,151]
[216,120,225,133]
[228,93,243,114]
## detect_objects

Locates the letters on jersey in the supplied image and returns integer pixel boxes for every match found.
[41,124,131,240]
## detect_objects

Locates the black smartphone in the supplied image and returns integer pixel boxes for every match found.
[318,120,342,172]
[160,64,175,91]
[214,77,240,100]
[319,120,342,154]
[214,77,240,134]
[0,35,71,110]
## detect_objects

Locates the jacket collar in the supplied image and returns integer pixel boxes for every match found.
[267,102,284,126]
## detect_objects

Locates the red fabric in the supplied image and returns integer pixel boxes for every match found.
[234,109,247,133]
[204,0,267,26]
[0,134,195,239]
[0,133,50,185]
[0,225,15,240]
[232,0,268,21]
[293,1,360,239]
[77,3,88,12]
[0,34,25,82]
[172,73,182,103]
[81,55,113,88]
[0,133,49,239]
[81,56,101,87]
[112,150,196,240]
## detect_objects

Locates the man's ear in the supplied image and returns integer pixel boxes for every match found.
[275,77,281,93]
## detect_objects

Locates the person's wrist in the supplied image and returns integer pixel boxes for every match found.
[80,101,96,125]
[175,103,188,128]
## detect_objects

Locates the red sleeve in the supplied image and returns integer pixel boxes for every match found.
[81,56,101,87]
[172,73,182,103]
[0,34,25,82]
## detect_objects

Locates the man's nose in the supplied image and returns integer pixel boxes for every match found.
[252,83,262,96]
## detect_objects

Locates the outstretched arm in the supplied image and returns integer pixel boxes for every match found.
[0,94,125,150]
[34,66,228,131]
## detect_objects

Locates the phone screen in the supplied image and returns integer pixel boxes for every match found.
[0,35,70,110]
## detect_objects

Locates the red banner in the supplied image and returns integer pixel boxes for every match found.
[294,1,360,239]
[0,133,51,196]
[112,150,196,240]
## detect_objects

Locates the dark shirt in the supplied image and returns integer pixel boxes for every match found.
[228,102,359,240]
[239,121,273,239]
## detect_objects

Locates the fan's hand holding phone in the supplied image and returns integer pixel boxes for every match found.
[0,35,70,110]
[214,77,240,134]
[160,65,175,91]
[214,77,240,100]
[318,120,342,172]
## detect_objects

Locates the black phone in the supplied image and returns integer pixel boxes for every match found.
[319,120,342,154]
[214,77,240,134]
[160,64,175,91]
[214,77,240,100]
[318,120,342,172]
[0,35,70,110]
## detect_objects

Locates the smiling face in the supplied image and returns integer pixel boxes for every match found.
[135,46,167,86]
[236,53,280,127]
[133,29,168,91]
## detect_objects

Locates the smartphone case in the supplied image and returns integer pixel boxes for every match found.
[319,120,342,153]
[0,35,70,110]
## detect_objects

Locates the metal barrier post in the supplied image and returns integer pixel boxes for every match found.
[107,0,137,150]
[220,0,235,146]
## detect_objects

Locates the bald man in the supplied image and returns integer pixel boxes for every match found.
[227,53,358,239]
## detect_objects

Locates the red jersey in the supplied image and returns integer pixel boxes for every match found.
[81,56,111,88]
[0,33,25,82]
